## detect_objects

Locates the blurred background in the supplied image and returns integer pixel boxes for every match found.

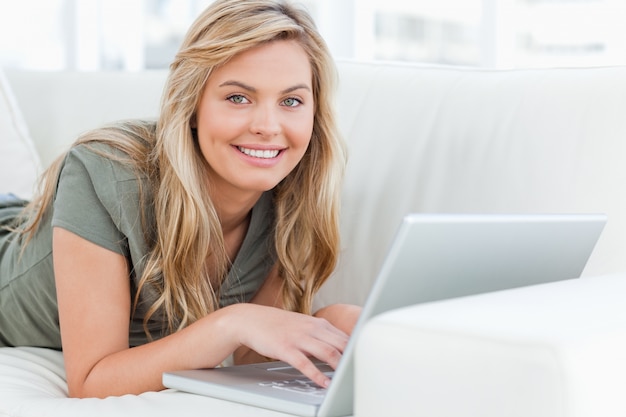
[1,0,625,72]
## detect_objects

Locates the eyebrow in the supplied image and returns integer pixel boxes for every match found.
[218,80,311,95]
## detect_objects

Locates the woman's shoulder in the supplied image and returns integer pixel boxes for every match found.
[58,123,157,215]
[53,124,157,250]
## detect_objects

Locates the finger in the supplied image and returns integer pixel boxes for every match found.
[287,352,331,388]
[301,337,344,370]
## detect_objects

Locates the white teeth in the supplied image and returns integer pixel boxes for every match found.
[237,146,280,159]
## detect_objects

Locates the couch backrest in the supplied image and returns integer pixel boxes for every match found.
[6,62,626,306]
[5,70,167,169]
[0,68,40,199]
[324,61,626,305]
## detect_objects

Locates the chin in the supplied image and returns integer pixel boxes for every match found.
[242,179,284,193]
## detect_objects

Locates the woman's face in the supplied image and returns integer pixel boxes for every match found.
[195,39,315,200]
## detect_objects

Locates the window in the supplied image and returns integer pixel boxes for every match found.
[1,0,624,71]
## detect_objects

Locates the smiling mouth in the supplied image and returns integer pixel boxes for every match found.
[237,146,281,159]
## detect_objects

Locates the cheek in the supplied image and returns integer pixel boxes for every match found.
[289,113,315,149]
[196,105,243,146]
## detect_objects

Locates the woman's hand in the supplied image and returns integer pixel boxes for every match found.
[229,266,361,387]
[226,303,349,388]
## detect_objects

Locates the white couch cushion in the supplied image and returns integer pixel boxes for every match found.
[0,347,302,416]
[355,274,626,417]
[0,68,40,199]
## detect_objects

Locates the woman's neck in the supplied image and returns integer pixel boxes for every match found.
[213,190,262,235]
[208,187,263,264]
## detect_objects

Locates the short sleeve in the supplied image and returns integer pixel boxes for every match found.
[51,146,127,255]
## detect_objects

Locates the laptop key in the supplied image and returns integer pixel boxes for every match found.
[259,379,327,397]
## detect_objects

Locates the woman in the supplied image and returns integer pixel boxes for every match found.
[0,0,360,398]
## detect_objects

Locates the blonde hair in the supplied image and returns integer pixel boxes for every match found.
[20,0,346,337]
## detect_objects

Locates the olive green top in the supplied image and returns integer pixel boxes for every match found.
[0,143,276,349]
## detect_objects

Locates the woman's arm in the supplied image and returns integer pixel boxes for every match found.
[54,227,241,397]
[313,304,362,336]
[232,265,287,366]
[54,228,347,397]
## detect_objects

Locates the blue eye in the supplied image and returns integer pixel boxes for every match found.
[228,94,249,104]
[282,97,302,107]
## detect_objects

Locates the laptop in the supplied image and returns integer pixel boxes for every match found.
[163,213,606,416]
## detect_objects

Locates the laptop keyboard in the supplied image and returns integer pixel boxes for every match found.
[259,378,327,397]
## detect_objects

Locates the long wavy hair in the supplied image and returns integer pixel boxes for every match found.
[19,0,346,337]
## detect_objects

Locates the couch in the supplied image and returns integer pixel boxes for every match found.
[1,60,626,416]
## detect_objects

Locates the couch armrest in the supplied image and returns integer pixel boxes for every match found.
[354,274,626,417]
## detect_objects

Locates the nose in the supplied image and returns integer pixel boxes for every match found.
[249,103,281,138]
